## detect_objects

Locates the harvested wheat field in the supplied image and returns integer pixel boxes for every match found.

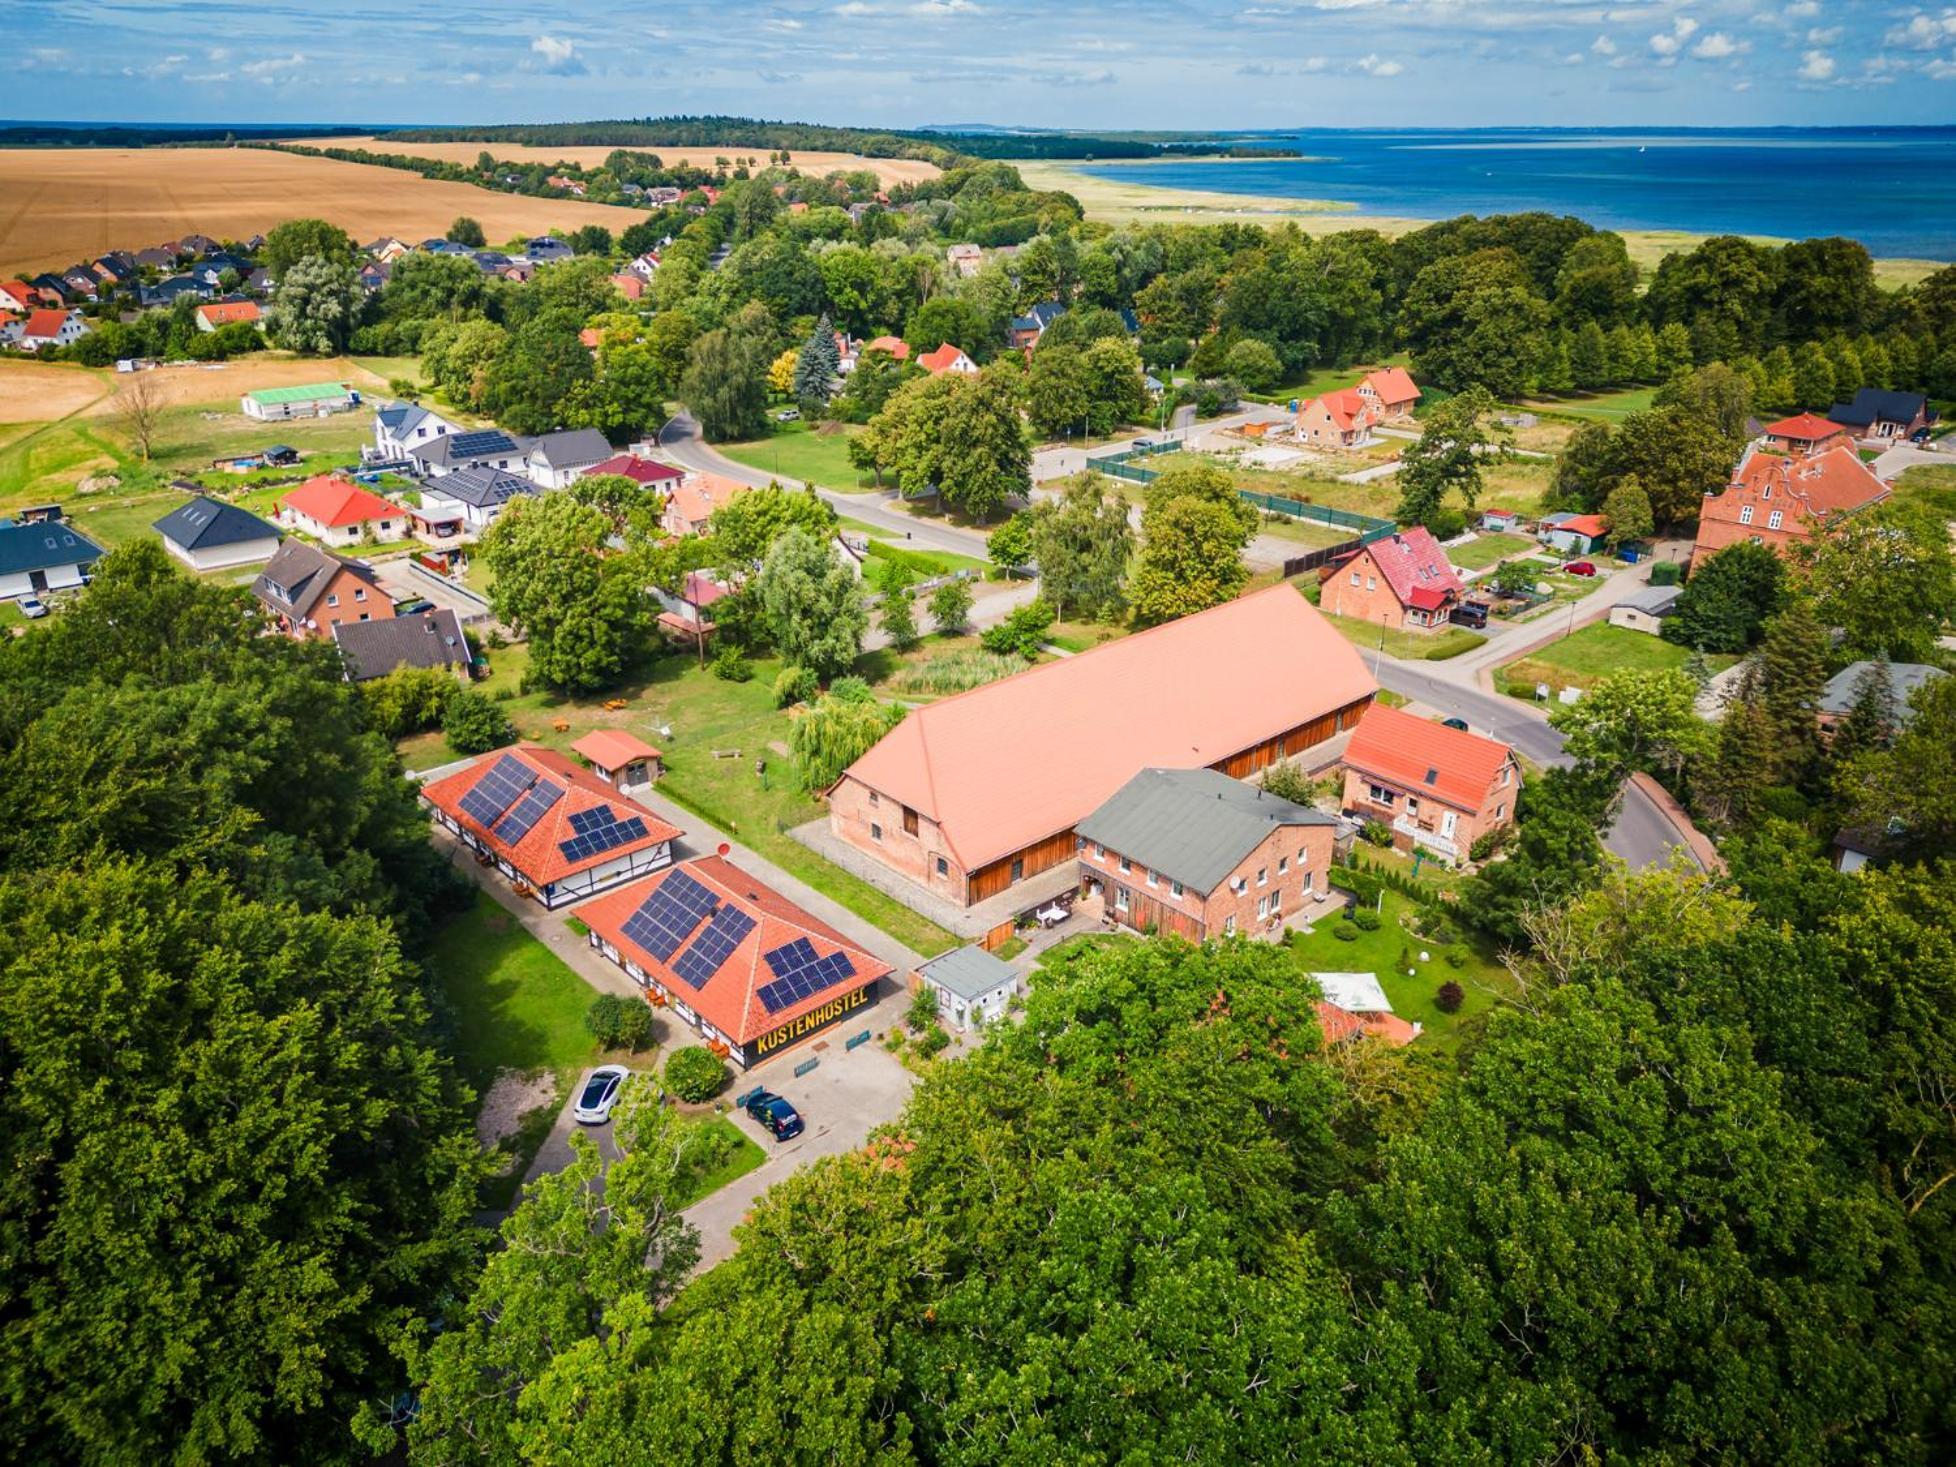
[82,355,401,415]
[0,361,111,424]
[0,147,651,275]
[326,137,940,188]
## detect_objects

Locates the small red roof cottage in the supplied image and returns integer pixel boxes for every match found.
[1762,412,1849,456]
[1341,703,1520,864]
[421,745,682,907]
[572,729,663,791]
[580,855,893,1068]
[1319,527,1465,631]
[279,475,405,546]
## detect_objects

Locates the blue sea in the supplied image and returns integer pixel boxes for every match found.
[1078,128,1956,261]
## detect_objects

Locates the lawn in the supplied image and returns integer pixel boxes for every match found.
[1251,512,1359,550]
[1494,621,1737,698]
[670,1116,768,1208]
[1286,887,1516,1052]
[1894,464,1956,519]
[1517,386,1657,423]
[1446,531,1536,571]
[720,420,878,492]
[1316,606,1485,662]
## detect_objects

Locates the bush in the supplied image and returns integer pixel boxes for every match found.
[1360,820,1394,848]
[917,1023,951,1057]
[711,645,753,682]
[1468,828,1508,862]
[906,984,940,1032]
[1352,907,1382,932]
[1332,923,1360,942]
[584,993,628,1046]
[773,665,819,707]
[1333,868,1384,907]
[1260,761,1323,806]
[614,1000,655,1051]
[663,1046,728,1103]
[886,648,1025,696]
[1649,559,1682,587]
[443,688,516,755]
[980,596,1055,659]
[1435,981,1466,1014]
[1444,944,1469,969]
[361,664,454,739]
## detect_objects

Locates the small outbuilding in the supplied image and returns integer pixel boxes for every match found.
[1607,583,1682,635]
[914,945,1019,1032]
[572,729,664,792]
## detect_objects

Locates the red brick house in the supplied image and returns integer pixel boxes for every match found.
[1075,767,1340,940]
[1318,527,1465,631]
[250,539,393,639]
[1357,366,1421,420]
[1341,704,1520,864]
[580,855,891,1068]
[1292,388,1378,449]
[827,584,1375,908]
[421,745,681,908]
[1692,442,1889,562]
[1762,412,1849,456]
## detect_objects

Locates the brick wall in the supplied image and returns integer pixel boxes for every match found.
[1081,821,1336,940]
[306,567,395,637]
[1319,546,1408,629]
[827,774,968,898]
[1340,763,1519,859]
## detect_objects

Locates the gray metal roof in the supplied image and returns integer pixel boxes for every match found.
[1819,661,1945,717]
[1074,767,1337,896]
[152,496,279,551]
[916,945,1018,1002]
[1614,584,1681,615]
[0,520,102,577]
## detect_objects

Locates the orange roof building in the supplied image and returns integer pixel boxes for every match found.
[1340,703,1520,864]
[917,343,978,376]
[660,472,749,537]
[580,855,892,1067]
[421,745,682,908]
[1693,442,1891,563]
[1358,366,1421,418]
[1762,412,1849,455]
[279,475,406,546]
[1293,388,1378,449]
[572,729,664,791]
[863,335,911,362]
[828,584,1377,907]
[194,300,262,331]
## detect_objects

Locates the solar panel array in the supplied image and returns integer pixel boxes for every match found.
[756,937,858,1015]
[619,869,718,961]
[457,754,534,828]
[672,905,757,990]
[449,429,518,458]
[493,780,564,844]
[557,804,651,865]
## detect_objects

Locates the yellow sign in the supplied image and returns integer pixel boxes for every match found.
[751,982,871,1057]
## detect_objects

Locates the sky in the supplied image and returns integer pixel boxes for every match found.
[8,0,1954,129]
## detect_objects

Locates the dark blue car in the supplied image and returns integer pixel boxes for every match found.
[743,1089,805,1141]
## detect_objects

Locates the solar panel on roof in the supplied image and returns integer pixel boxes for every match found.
[457,754,535,828]
[568,807,608,836]
[448,429,517,457]
[671,905,756,990]
[492,779,564,843]
[618,869,716,961]
[557,806,650,865]
[755,944,858,1014]
[762,936,819,980]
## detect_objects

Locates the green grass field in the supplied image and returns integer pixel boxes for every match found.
[1318,607,1485,662]
[1518,386,1657,423]
[720,421,878,492]
[670,1117,768,1208]
[1494,621,1737,698]
[1445,531,1537,570]
[1894,464,1956,519]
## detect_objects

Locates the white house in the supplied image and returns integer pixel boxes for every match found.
[0,518,102,601]
[406,427,528,479]
[16,309,90,353]
[153,496,282,571]
[416,465,536,533]
[242,382,358,421]
[1607,584,1682,636]
[523,428,613,489]
[913,946,1019,1032]
[373,401,466,460]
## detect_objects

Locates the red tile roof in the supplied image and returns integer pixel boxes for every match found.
[917,343,971,374]
[664,473,747,529]
[1730,443,1890,519]
[281,475,400,528]
[1313,388,1373,433]
[422,745,682,889]
[1317,1001,1418,1048]
[1362,527,1464,609]
[1764,412,1845,443]
[573,729,663,767]
[196,300,261,326]
[588,452,685,485]
[1556,513,1610,539]
[839,584,1376,871]
[579,855,891,1047]
[1361,366,1421,407]
[0,281,36,307]
[21,309,70,340]
[863,335,910,361]
[1342,703,1514,814]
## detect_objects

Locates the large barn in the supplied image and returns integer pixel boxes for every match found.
[827,584,1376,908]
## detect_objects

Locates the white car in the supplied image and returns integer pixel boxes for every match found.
[17,596,46,619]
[572,1064,629,1125]
[774,407,800,421]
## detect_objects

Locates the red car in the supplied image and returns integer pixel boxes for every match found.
[1562,560,1598,577]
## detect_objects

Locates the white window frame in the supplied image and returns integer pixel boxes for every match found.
[1115,886,1129,912]
[1145,868,1158,888]
[1739,504,1754,526]
[1767,510,1783,531]
[1170,880,1183,898]
[1256,867,1268,887]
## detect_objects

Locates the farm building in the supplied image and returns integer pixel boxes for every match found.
[828,584,1376,909]
[241,382,359,421]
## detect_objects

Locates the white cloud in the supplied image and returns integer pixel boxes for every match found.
[1928,53,1956,77]
[528,34,585,74]
[1783,0,1819,17]
[1561,51,1586,64]
[908,0,980,13]
[1807,25,1841,43]
[766,16,804,30]
[1591,34,1617,55]
[1798,48,1836,80]
[834,1,877,12]
[1316,0,1386,8]
[1887,11,1956,49]
[1690,32,1745,59]
[240,53,306,78]
[1355,53,1404,76]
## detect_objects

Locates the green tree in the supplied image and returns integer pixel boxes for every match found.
[755,527,869,681]
[1754,597,1830,786]
[1130,495,1250,625]
[485,321,596,436]
[443,688,517,754]
[362,663,457,738]
[1598,477,1654,544]
[447,214,486,247]
[793,314,841,414]
[1398,247,1552,396]
[680,326,770,442]
[1551,667,1710,783]
[261,217,356,280]
[1837,673,1956,863]
[985,511,1034,574]
[1664,540,1784,652]
[663,1046,730,1102]
[266,254,364,355]
[788,684,905,788]
[705,482,835,574]
[929,577,973,635]
[481,495,650,694]
[1463,767,1609,947]
[1800,504,1956,664]
[1026,478,1134,621]
[1025,344,1091,439]
[879,572,921,652]
[1394,384,1511,527]
[1223,337,1284,392]
[979,596,1056,659]
[421,317,509,409]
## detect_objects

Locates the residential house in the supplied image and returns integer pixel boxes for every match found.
[0,519,102,601]
[15,309,90,353]
[194,300,261,333]
[499,262,536,284]
[572,729,663,793]
[364,237,411,263]
[912,946,1018,1032]
[1693,442,1890,561]
[524,428,614,489]
[468,250,511,273]
[1762,412,1849,456]
[586,452,686,491]
[91,252,137,285]
[406,427,528,479]
[373,401,466,460]
[241,382,358,420]
[580,855,891,1068]
[829,584,1375,908]
[58,268,98,299]
[1827,387,1935,442]
[1292,389,1378,449]
[332,609,473,682]
[153,496,281,570]
[356,261,392,292]
[945,242,984,278]
[1607,583,1683,635]
[862,334,911,363]
[917,343,979,377]
[1075,767,1340,942]
[421,745,681,908]
[279,475,405,546]
[1538,511,1610,555]
[29,273,71,303]
[654,571,730,647]
[1312,971,1419,1047]
[1007,301,1065,351]
[142,275,214,307]
[1340,703,1520,864]
[250,539,391,638]
[661,472,748,537]
[1816,661,1945,739]
[1356,366,1421,420]
[416,465,536,533]
[833,331,862,375]
[188,254,254,287]
[0,318,18,349]
[524,236,574,263]
[173,234,219,257]
[626,251,662,280]
[0,281,40,312]
[1318,527,1465,631]
[609,272,647,302]
[132,247,178,271]
[1478,507,1523,533]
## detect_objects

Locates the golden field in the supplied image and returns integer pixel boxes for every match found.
[0,147,652,274]
[324,137,941,188]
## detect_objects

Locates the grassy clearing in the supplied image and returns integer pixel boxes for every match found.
[1318,608,1485,661]
[720,421,877,492]
[1494,622,1737,698]
[1518,386,1656,423]
[670,1117,768,1209]
[1446,531,1537,570]
[1251,513,1359,550]
[1894,464,1956,519]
